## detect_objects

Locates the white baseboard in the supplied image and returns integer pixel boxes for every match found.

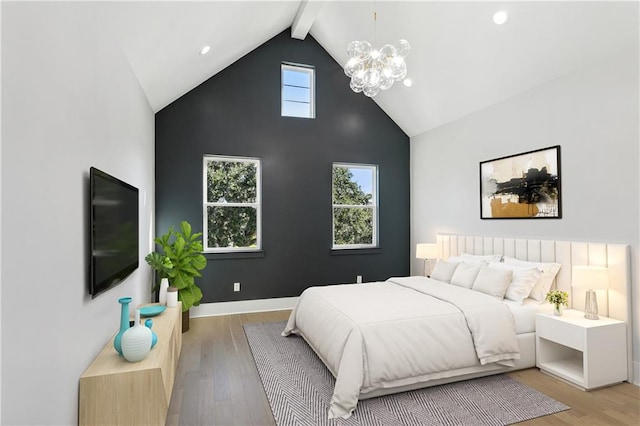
[189,297,299,318]
[633,360,640,386]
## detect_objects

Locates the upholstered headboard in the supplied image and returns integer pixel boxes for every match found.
[436,233,632,380]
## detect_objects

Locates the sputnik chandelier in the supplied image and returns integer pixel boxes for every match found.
[344,11,410,97]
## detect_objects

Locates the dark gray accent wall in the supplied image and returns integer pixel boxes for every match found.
[155,29,409,303]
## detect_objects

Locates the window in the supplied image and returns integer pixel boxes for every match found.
[332,163,378,249]
[203,155,261,252]
[281,63,315,119]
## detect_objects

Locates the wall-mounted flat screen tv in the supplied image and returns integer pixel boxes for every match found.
[89,167,139,298]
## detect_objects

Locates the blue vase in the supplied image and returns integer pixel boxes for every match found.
[114,297,132,355]
[145,319,158,349]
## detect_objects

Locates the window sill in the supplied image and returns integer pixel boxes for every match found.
[330,248,381,256]
[204,251,265,260]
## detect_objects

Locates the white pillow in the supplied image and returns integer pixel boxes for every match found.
[449,263,481,289]
[447,255,488,267]
[489,262,542,304]
[430,260,459,283]
[461,252,503,263]
[472,266,513,299]
[503,256,562,302]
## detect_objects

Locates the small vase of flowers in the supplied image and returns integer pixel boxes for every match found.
[545,290,569,316]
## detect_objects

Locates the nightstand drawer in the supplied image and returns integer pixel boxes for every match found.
[537,317,583,350]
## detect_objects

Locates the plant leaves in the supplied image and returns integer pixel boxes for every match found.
[178,284,203,311]
[181,221,192,240]
[174,234,185,257]
[192,255,207,270]
[181,266,198,275]
[148,220,207,308]
[144,252,173,278]
[172,270,194,289]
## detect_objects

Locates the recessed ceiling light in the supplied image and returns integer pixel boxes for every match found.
[493,11,509,25]
[199,45,211,55]
[403,78,413,88]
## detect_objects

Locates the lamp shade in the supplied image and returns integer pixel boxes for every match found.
[416,243,438,259]
[572,266,609,290]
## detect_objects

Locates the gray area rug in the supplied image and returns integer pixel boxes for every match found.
[244,321,569,426]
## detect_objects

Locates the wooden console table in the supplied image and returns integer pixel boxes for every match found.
[79,303,182,425]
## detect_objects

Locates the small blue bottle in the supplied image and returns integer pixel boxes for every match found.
[114,297,132,355]
[145,319,158,349]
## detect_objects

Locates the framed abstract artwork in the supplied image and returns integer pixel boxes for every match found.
[480,146,561,219]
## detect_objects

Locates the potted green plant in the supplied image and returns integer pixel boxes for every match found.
[145,221,207,332]
[545,290,569,316]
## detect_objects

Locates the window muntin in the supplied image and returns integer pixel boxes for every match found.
[332,163,378,249]
[281,63,315,119]
[203,156,261,252]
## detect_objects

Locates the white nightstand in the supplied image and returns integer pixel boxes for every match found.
[536,309,627,390]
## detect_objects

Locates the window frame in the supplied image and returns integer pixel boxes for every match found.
[202,155,262,253]
[281,62,315,119]
[331,162,379,250]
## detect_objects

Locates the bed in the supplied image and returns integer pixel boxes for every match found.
[283,234,632,419]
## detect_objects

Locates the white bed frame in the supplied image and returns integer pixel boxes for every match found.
[318,234,633,405]
[436,234,632,383]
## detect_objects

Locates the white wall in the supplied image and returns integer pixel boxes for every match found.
[411,48,639,383]
[1,3,155,424]
[0,1,3,419]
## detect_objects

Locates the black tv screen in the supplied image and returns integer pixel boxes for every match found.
[89,167,139,298]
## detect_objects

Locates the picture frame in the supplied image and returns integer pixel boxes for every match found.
[480,145,561,219]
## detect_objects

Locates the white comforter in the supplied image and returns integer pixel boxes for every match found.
[282,276,520,419]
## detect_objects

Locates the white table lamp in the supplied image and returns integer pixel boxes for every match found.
[572,265,609,320]
[416,243,438,277]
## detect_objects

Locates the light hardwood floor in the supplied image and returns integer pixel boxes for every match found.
[167,311,640,425]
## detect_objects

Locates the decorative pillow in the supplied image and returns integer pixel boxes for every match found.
[503,256,561,302]
[461,252,503,263]
[430,260,459,283]
[489,262,542,304]
[449,263,481,289]
[472,266,513,299]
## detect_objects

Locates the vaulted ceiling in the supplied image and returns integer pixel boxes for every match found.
[105,1,638,137]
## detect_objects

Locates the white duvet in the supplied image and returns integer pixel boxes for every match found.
[282,276,520,419]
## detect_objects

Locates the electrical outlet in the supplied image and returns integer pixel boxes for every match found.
[234,282,240,292]
[356,275,363,284]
